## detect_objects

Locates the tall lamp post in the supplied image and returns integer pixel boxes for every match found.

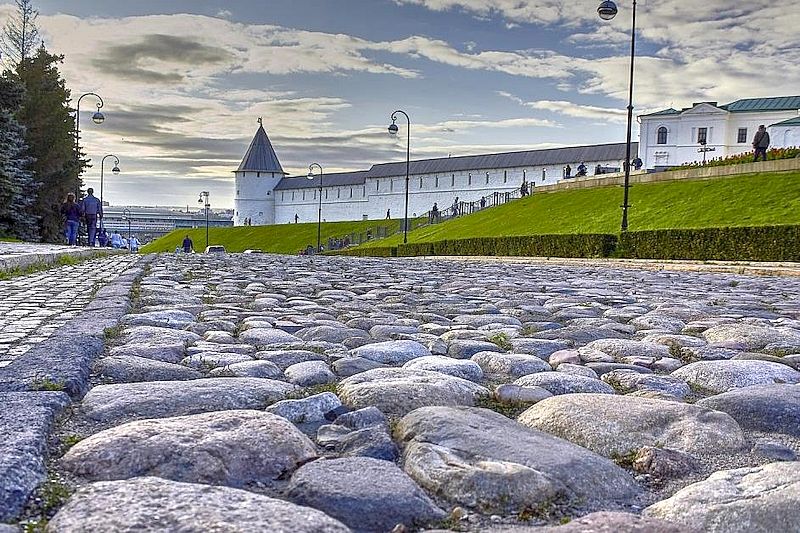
[198,191,210,250]
[307,163,324,253]
[388,110,411,244]
[74,93,106,196]
[99,154,120,231]
[598,0,636,232]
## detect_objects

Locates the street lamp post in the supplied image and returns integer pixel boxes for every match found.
[198,191,210,249]
[598,0,636,232]
[307,163,324,253]
[74,93,105,195]
[388,110,411,244]
[99,154,120,231]
[122,208,131,250]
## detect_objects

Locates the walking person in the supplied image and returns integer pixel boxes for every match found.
[431,202,439,223]
[752,125,770,162]
[60,193,81,246]
[129,235,141,252]
[80,188,103,247]
[182,235,194,254]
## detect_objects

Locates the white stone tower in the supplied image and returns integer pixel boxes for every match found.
[233,118,287,226]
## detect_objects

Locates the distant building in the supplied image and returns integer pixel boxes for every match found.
[639,95,800,170]
[102,206,233,241]
[233,120,638,226]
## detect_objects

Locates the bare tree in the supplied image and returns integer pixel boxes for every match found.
[1,0,40,66]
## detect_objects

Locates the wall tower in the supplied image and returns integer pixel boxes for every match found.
[233,118,287,226]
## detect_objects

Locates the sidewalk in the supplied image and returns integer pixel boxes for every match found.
[0,242,125,273]
[418,256,800,277]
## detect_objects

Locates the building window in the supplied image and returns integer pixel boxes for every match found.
[435,176,439,187]
[657,126,668,144]
[291,191,295,200]
[738,128,748,143]
[451,174,455,186]
[503,170,507,183]
[542,169,546,181]
[325,190,328,199]
[376,181,379,191]
[485,172,490,184]
[390,180,394,192]
[302,191,306,200]
[468,173,472,185]
[313,190,317,199]
[337,189,340,199]
[281,192,285,201]
[349,188,353,198]
[257,172,261,177]
[697,127,708,144]
[362,186,366,196]
[236,189,240,196]
[419,177,423,188]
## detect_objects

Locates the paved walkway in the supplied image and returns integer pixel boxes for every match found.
[0,254,140,365]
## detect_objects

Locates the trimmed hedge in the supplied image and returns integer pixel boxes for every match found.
[330,246,398,257]
[617,225,800,262]
[398,234,617,258]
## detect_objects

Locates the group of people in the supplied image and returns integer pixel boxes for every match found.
[60,188,140,250]
[59,187,103,246]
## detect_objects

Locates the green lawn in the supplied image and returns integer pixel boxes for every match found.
[360,170,800,247]
[141,219,403,254]
[143,170,800,254]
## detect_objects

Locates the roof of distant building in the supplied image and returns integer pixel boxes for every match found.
[237,122,286,174]
[770,116,800,127]
[274,170,371,190]
[722,96,800,113]
[365,142,635,179]
[275,142,636,190]
[640,108,682,117]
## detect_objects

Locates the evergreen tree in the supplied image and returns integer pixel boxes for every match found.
[17,46,84,242]
[0,72,39,240]
[0,0,40,65]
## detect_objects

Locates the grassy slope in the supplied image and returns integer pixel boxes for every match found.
[361,171,800,247]
[142,219,402,254]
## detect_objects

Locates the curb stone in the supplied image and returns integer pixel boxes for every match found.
[0,254,153,523]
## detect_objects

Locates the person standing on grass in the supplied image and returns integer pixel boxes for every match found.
[182,235,194,253]
[80,188,103,247]
[60,193,81,246]
[753,125,770,162]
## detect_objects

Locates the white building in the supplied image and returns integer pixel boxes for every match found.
[639,95,800,170]
[233,121,637,226]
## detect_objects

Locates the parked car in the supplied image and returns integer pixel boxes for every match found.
[204,245,226,254]
[243,249,264,254]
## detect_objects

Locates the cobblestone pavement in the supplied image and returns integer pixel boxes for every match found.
[28,253,800,532]
[0,255,140,365]
[0,243,83,257]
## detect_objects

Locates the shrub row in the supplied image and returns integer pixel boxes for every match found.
[343,225,800,262]
[398,234,617,258]
[617,225,800,262]
[330,246,398,257]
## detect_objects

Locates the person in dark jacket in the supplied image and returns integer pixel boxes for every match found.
[60,193,81,246]
[752,125,770,162]
[80,188,103,247]
[182,235,194,253]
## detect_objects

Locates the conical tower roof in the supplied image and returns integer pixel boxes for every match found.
[237,119,286,174]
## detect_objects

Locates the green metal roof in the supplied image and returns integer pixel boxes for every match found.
[770,116,800,127]
[640,108,681,117]
[722,96,800,113]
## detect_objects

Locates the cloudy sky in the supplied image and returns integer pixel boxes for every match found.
[2,0,798,208]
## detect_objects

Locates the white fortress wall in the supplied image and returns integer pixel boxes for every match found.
[274,159,625,224]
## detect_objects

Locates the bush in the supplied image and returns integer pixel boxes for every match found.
[399,234,617,258]
[331,246,398,257]
[671,146,800,170]
[618,225,800,261]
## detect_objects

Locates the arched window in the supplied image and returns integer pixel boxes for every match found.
[657,126,668,145]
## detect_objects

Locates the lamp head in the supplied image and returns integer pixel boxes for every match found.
[597,0,618,20]
[112,165,121,175]
[388,122,399,135]
[91,111,105,125]
[306,172,314,179]
[198,197,203,204]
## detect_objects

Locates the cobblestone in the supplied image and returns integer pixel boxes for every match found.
[11,253,800,530]
[0,255,140,365]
